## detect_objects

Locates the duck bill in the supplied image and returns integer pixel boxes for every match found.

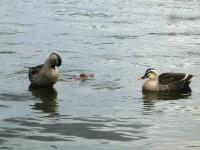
[140,75,147,80]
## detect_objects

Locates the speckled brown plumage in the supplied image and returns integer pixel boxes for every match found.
[28,52,61,88]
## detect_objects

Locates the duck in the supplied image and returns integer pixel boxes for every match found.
[28,52,62,88]
[140,68,193,92]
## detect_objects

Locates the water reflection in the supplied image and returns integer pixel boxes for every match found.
[143,90,191,112]
[29,86,58,113]
[143,90,191,101]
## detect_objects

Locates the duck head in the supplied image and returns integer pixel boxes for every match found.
[48,52,62,68]
[141,68,159,80]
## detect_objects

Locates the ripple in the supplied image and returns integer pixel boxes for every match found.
[0,139,7,145]
[0,30,25,35]
[0,105,9,108]
[150,54,185,59]
[112,20,133,24]
[0,147,13,150]
[186,51,200,56]
[53,32,70,37]
[25,135,70,142]
[109,35,139,40]
[98,55,123,61]
[0,22,35,27]
[91,81,123,91]
[0,51,16,54]
[187,146,200,148]
[91,42,114,45]
[57,50,79,54]
[3,117,148,142]
[148,32,200,37]
[0,93,32,101]
[69,11,113,18]
[169,15,200,21]
[0,42,25,46]
[13,70,27,75]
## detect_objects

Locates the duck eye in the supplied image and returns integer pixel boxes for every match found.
[146,72,151,77]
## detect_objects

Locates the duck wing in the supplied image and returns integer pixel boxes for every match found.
[28,64,43,79]
[158,73,190,85]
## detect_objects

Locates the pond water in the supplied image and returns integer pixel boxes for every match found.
[0,0,200,149]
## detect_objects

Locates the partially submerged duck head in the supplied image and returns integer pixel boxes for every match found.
[79,73,88,80]
[72,73,95,81]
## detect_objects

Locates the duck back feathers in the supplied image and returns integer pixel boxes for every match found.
[158,73,193,91]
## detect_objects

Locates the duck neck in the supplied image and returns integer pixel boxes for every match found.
[44,58,54,69]
[143,79,159,91]
[149,72,159,80]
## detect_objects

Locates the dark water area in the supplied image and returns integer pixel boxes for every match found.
[0,0,200,149]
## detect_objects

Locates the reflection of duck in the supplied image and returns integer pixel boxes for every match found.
[29,86,58,113]
[28,52,62,88]
[143,90,191,112]
[143,90,191,101]
[140,68,193,92]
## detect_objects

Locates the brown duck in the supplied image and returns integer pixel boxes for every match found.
[29,52,62,88]
[140,68,193,92]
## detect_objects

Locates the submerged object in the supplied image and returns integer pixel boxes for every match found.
[73,73,95,81]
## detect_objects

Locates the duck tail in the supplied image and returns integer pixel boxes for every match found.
[183,74,193,88]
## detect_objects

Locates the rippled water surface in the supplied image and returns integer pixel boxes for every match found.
[0,0,200,149]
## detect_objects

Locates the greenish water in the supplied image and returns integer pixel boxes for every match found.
[0,0,200,149]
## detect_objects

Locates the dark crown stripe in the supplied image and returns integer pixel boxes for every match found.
[145,68,156,75]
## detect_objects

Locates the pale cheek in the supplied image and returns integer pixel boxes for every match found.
[149,74,156,80]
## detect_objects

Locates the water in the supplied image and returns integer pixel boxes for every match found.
[0,0,200,149]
